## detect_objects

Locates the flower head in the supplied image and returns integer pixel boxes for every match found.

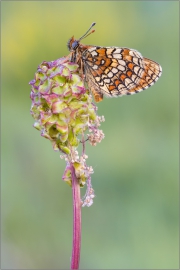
[30,57,105,206]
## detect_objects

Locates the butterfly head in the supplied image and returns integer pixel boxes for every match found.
[67,22,96,52]
[67,36,79,51]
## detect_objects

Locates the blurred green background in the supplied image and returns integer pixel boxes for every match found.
[1,1,179,269]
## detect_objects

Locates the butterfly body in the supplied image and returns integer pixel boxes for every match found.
[67,24,162,102]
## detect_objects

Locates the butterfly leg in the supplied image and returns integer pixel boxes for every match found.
[90,86,103,102]
[85,72,104,102]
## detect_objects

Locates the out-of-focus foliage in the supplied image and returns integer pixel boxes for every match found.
[1,1,179,269]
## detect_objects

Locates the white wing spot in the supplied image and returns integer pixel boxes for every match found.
[104,78,111,84]
[93,65,98,70]
[91,50,98,57]
[117,65,125,72]
[107,71,114,78]
[95,77,101,82]
[114,48,122,54]
[118,60,126,66]
[88,47,96,52]
[112,67,118,74]
[113,53,122,59]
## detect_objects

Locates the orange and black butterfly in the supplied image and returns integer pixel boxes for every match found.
[67,22,162,102]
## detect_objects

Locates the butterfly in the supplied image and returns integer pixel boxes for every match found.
[67,22,162,102]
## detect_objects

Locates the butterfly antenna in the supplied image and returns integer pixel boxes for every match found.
[78,22,96,41]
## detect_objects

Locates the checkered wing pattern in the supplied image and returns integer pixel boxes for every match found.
[82,47,162,102]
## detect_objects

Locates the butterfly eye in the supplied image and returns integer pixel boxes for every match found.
[72,40,79,50]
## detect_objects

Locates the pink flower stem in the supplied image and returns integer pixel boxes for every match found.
[82,132,85,155]
[70,162,81,269]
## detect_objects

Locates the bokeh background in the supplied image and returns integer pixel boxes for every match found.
[1,1,179,269]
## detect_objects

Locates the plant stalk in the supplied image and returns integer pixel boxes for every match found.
[70,163,81,269]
